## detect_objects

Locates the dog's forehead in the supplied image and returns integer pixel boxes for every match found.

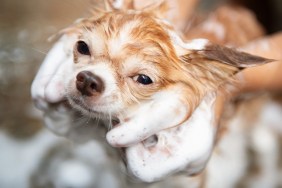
[81,12,173,60]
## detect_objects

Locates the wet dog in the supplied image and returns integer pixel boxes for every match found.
[31,0,277,186]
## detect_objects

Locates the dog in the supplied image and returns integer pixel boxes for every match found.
[31,0,281,186]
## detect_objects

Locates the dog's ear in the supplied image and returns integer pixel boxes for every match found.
[184,43,273,69]
[103,0,168,18]
[170,32,273,75]
[141,1,168,19]
[104,0,134,11]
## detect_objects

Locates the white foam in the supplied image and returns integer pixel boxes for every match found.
[125,93,217,182]
[168,30,209,51]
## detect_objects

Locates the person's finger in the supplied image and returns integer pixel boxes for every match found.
[106,90,189,147]
[31,35,76,110]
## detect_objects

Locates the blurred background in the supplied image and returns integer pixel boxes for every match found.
[0,0,281,188]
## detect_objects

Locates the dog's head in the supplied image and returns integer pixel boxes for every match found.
[66,11,181,118]
[63,7,271,182]
[66,7,269,119]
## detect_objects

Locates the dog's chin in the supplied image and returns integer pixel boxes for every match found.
[67,95,121,125]
[67,96,104,117]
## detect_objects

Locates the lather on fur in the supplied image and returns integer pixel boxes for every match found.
[31,0,273,184]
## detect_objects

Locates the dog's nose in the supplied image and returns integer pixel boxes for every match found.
[76,71,104,96]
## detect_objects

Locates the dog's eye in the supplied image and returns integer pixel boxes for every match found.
[76,41,90,55]
[133,74,153,85]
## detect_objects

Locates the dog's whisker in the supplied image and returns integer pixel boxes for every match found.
[33,74,66,81]
[31,47,48,55]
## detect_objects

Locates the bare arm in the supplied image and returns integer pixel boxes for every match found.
[235,32,282,94]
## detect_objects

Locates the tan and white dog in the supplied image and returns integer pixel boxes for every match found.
[31,0,281,186]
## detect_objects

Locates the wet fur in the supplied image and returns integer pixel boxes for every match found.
[31,0,276,186]
[65,8,270,120]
